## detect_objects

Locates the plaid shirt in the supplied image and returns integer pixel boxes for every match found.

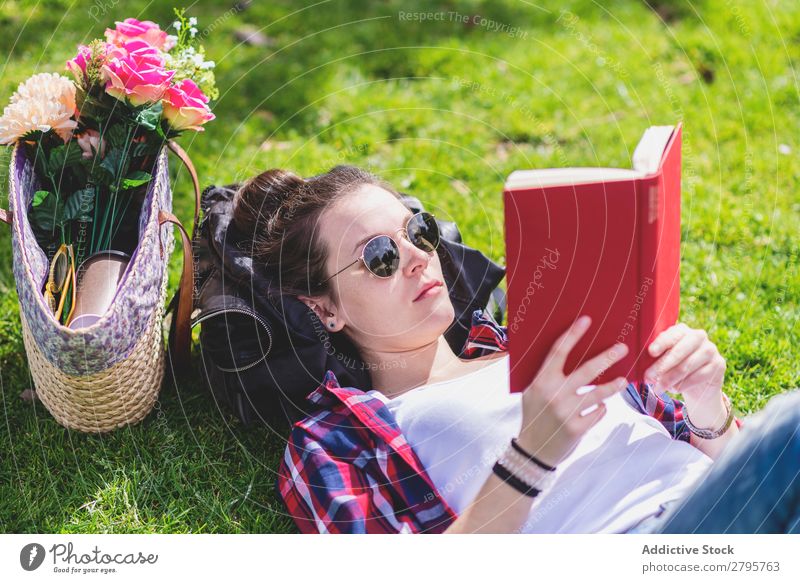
[276,308,743,534]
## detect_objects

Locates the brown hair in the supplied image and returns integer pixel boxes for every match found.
[232,165,401,299]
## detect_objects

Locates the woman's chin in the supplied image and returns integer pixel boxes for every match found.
[423,296,456,325]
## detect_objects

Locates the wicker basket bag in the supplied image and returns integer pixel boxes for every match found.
[0,140,198,433]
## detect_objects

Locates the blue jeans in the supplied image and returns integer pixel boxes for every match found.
[625,389,800,534]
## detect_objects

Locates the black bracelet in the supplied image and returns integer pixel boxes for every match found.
[511,437,556,472]
[492,461,541,498]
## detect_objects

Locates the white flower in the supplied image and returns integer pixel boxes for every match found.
[189,27,198,37]
[12,72,75,109]
[0,73,77,144]
[173,20,181,30]
[199,60,215,70]
[188,16,197,26]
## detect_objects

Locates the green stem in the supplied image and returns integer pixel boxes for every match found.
[105,125,136,250]
[89,121,103,256]
[109,190,135,245]
[98,187,114,251]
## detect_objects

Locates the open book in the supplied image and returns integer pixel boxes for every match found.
[503,123,682,392]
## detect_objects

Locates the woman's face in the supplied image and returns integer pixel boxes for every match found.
[300,183,455,353]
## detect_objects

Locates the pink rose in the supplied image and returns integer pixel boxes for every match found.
[162,79,215,131]
[76,129,106,159]
[101,40,175,106]
[105,18,174,51]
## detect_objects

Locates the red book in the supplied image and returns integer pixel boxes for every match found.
[503,123,682,393]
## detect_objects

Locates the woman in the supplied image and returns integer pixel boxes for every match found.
[232,164,800,534]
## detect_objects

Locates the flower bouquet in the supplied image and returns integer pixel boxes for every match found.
[0,10,216,326]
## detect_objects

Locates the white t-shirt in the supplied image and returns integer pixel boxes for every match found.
[370,354,713,533]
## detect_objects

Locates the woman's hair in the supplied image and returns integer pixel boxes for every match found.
[232,164,401,299]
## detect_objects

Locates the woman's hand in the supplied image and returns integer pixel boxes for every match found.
[644,322,726,405]
[517,315,630,467]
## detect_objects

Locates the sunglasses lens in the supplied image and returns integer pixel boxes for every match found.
[51,251,69,292]
[363,236,399,278]
[407,212,440,253]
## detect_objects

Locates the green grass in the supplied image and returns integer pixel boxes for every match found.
[1,0,799,533]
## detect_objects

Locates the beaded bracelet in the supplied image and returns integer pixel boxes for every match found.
[491,439,558,499]
[684,392,734,439]
[499,445,558,490]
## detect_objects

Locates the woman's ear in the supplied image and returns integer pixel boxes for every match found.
[297,294,341,331]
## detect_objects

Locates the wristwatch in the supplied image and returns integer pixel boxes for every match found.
[684,392,734,439]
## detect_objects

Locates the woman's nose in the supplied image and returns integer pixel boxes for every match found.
[399,235,431,276]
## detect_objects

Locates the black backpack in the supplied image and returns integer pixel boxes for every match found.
[190,183,506,430]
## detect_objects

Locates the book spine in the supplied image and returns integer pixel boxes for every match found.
[636,174,661,383]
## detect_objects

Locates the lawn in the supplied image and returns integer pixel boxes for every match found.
[1,0,799,533]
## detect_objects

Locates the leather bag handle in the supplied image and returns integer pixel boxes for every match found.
[0,207,11,227]
[159,209,193,373]
[167,139,201,230]
[162,140,202,375]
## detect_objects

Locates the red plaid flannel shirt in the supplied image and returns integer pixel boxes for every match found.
[276,308,743,533]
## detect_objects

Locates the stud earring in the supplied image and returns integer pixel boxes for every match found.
[329,322,335,328]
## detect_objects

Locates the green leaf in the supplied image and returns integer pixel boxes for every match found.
[99,148,124,184]
[63,187,95,222]
[121,171,152,190]
[131,141,160,158]
[47,143,82,175]
[29,190,65,232]
[32,190,51,207]
[135,101,163,131]
[105,124,127,149]
[156,121,167,140]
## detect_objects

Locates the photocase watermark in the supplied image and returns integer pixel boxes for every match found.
[592,276,654,378]
[315,142,374,174]
[729,5,752,39]
[88,0,122,23]
[197,3,248,42]
[616,276,654,345]
[145,399,180,475]
[452,76,570,165]
[652,61,699,197]
[20,541,157,574]
[762,247,797,338]
[556,10,630,80]
[398,11,528,39]
[20,543,46,571]
[421,442,505,504]
[508,247,560,334]
[513,486,572,533]
[308,310,407,371]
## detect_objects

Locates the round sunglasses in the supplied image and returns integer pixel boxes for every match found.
[317,211,440,287]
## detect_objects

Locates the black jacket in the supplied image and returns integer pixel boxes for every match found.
[191,184,506,429]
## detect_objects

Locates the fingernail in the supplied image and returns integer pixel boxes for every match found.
[578,316,590,328]
[650,343,660,353]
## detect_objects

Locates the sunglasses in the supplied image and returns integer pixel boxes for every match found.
[317,211,440,287]
[43,243,77,325]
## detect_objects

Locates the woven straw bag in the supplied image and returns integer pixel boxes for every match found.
[0,140,198,433]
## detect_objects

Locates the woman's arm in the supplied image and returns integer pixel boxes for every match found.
[444,471,539,533]
[683,391,741,460]
[644,323,742,460]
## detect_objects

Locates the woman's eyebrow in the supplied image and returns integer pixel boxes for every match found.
[351,210,414,253]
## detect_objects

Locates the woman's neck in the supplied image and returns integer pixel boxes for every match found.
[359,335,473,399]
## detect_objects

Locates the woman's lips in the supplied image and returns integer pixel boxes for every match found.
[414,281,443,302]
